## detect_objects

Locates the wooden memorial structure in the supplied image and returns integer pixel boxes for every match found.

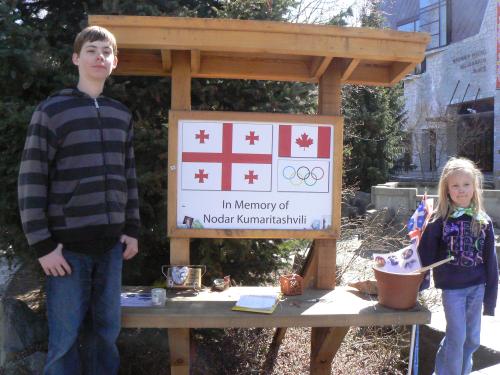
[89,15,431,375]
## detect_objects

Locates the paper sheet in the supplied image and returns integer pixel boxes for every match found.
[120,292,153,307]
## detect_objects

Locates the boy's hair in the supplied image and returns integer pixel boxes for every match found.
[436,157,485,230]
[73,26,117,56]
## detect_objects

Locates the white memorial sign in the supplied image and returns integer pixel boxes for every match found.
[176,119,335,231]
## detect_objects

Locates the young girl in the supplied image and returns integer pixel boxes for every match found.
[418,157,498,375]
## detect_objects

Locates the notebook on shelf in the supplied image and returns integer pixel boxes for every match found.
[232,292,281,314]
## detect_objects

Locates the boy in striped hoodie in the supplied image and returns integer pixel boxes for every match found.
[18,25,139,375]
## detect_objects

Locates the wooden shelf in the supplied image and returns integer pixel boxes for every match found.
[122,286,430,329]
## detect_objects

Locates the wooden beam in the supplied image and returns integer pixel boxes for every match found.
[89,15,429,63]
[389,61,414,84]
[345,64,392,87]
[196,53,313,82]
[319,60,342,116]
[191,49,200,73]
[317,61,341,290]
[90,15,429,42]
[262,327,287,373]
[310,327,349,374]
[161,49,172,72]
[111,28,424,62]
[112,50,413,87]
[169,50,192,375]
[309,56,333,80]
[113,50,316,82]
[302,242,318,288]
[169,238,190,265]
[315,239,336,289]
[338,58,360,82]
[114,49,164,76]
[168,328,190,375]
[169,50,191,265]
[171,50,191,111]
[121,287,431,328]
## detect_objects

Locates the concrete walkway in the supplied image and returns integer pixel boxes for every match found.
[471,363,500,374]
[427,292,500,353]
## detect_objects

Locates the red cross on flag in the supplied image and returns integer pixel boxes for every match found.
[232,122,273,154]
[231,163,271,191]
[278,125,331,158]
[181,121,272,191]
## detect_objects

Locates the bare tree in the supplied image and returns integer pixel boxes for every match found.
[289,0,358,24]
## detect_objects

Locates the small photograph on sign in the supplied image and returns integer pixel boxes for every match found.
[183,216,194,228]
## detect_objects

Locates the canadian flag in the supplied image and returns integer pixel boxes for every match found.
[278,125,332,158]
[180,121,272,191]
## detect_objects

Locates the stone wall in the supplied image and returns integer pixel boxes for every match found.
[371,183,418,216]
[372,182,500,225]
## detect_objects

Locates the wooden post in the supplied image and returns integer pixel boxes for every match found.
[310,59,348,374]
[316,59,342,289]
[310,327,349,374]
[169,50,191,375]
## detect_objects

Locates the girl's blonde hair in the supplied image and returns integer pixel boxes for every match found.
[436,157,485,232]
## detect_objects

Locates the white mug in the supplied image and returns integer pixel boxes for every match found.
[151,288,166,306]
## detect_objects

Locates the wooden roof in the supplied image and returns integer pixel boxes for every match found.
[89,15,429,86]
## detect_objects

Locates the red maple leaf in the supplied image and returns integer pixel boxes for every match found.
[295,133,314,149]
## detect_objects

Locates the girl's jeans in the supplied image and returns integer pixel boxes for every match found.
[43,242,123,375]
[434,284,485,375]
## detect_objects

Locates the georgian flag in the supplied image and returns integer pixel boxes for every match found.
[180,120,272,191]
[231,163,272,191]
[278,124,332,158]
[182,121,222,153]
[181,162,222,191]
[232,122,273,154]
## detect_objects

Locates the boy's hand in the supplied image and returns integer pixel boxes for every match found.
[38,244,72,276]
[121,234,138,260]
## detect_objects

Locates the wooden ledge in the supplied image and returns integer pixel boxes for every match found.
[121,286,430,329]
[89,15,429,85]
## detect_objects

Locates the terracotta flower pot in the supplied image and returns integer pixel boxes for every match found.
[373,267,425,310]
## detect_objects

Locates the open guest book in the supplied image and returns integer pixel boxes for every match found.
[232,292,282,314]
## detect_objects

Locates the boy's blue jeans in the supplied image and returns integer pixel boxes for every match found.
[434,284,485,375]
[43,242,123,375]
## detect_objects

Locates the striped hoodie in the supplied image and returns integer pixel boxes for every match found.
[18,88,140,257]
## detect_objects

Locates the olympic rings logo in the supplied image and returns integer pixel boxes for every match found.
[282,165,325,186]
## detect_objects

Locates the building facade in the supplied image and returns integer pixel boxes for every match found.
[382,0,499,188]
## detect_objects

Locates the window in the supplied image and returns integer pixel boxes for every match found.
[454,98,494,171]
[397,20,426,75]
[419,0,448,49]
[415,57,426,74]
